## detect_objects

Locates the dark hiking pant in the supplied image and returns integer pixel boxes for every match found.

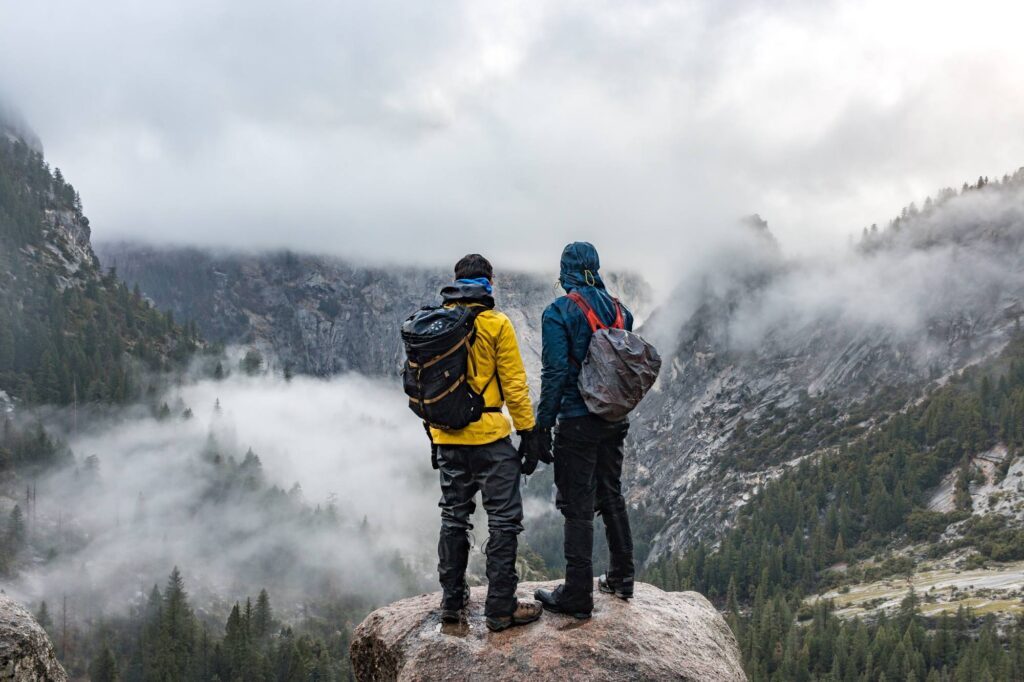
[553,415,633,609]
[436,437,523,618]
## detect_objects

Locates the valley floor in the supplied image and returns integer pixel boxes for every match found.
[811,556,1024,620]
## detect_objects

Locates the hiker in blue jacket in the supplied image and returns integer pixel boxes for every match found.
[533,241,636,618]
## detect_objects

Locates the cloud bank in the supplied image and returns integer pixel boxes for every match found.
[3,1,1024,287]
[4,372,452,619]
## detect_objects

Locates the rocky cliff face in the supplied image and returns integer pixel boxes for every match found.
[627,173,1024,561]
[349,580,745,681]
[0,594,67,682]
[95,243,651,379]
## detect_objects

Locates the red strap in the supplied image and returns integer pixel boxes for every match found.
[567,292,624,332]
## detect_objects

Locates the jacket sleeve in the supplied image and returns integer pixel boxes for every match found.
[536,303,570,429]
[495,314,536,431]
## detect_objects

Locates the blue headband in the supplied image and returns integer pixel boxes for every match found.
[457,277,493,294]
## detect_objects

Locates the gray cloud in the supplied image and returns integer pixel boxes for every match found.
[2,0,1024,288]
[646,179,1024,375]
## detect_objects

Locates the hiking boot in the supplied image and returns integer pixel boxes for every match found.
[485,599,543,632]
[534,585,592,619]
[440,580,470,623]
[598,574,634,600]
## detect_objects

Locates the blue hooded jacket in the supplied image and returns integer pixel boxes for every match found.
[536,242,634,428]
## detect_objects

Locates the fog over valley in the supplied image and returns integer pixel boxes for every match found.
[3,372,444,618]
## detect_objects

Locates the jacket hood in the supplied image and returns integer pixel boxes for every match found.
[440,280,495,308]
[559,241,605,292]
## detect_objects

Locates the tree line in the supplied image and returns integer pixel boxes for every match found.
[51,567,363,681]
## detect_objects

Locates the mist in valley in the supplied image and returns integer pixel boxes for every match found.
[2,369,460,624]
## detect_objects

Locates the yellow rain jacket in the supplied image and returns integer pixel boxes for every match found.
[429,299,535,446]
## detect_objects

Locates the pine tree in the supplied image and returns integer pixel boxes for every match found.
[0,323,14,372]
[7,504,26,550]
[36,601,52,630]
[241,349,263,375]
[954,463,973,511]
[253,589,273,639]
[89,644,120,682]
[833,533,846,563]
[158,567,195,680]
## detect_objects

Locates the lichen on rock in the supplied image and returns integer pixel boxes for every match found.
[0,594,68,682]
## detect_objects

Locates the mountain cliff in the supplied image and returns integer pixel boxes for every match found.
[95,243,651,380]
[628,172,1024,561]
[0,120,197,406]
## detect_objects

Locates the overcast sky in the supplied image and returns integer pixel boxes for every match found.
[2,0,1023,287]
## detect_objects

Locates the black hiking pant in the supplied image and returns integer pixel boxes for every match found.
[553,415,633,609]
[436,437,523,618]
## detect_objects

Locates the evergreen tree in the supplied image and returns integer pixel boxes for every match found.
[159,567,196,679]
[36,601,52,631]
[253,589,273,640]
[89,644,120,682]
[7,504,26,550]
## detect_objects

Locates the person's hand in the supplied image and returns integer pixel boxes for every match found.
[536,427,553,464]
[518,429,539,474]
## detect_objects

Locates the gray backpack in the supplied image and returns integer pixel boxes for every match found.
[568,292,662,421]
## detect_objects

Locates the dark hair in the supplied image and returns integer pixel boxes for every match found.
[454,253,493,280]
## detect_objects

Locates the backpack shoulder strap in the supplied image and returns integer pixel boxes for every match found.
[610,298,624,330]
[567,291,604,332]
[469,305,504,413]
[567,291,624,331]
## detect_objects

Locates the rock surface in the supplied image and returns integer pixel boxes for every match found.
[0,594,68,682]
[349,580,746,681]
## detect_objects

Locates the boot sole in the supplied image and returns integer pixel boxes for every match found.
[598,585,633,600]
[539,602,592,619]
[485,614,541,632]
[598,579,633,600]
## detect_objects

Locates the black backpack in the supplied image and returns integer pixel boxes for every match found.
[401,304,500,430]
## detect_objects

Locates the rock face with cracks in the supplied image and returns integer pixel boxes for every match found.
[0,594,68,682]
[349,580,746,681]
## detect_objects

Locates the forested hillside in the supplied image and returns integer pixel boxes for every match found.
[0,133,198,405]
[646,288,1024,679]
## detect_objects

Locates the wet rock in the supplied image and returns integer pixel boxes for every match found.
[349,580,745,681]
[0,594,68,682]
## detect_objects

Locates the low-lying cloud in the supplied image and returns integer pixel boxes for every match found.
[3,1,1024,287]
[4,372,452,619]
[649,179,1024,370]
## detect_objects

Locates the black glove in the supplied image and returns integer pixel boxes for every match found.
[518,429,539,474]
[535,427,553,464]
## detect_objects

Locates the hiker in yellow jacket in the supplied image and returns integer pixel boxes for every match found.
[430,253,545,632]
